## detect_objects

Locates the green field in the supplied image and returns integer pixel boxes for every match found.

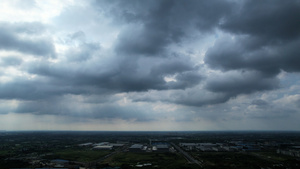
[46,149,111,162]
[0,150,11,156]
[250,152,295,162]
[192,151,300,169]
[194,152,269,169]
[101,152,199,169]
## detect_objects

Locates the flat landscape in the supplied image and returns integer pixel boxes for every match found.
[1,131,300,169]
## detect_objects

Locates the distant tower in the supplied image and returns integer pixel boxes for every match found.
[149,139,152,146]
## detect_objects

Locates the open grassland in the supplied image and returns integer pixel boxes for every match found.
[46,149,111,162]
[193,151,300,169]
[102,152,199,169]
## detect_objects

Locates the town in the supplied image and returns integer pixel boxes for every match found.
[0,131,300,169]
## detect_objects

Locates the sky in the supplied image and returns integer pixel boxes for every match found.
[0,0,300,131]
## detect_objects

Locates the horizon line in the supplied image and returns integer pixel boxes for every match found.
[1,130,300,132]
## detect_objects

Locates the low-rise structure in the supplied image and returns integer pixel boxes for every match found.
[93,145,113,150]
[78,142,93,147]
[277,146,300,157]
[155,145,169,152]
[129,144,144,152]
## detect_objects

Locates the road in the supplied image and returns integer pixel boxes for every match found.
[171,142,202,167]
[85,145,129,168]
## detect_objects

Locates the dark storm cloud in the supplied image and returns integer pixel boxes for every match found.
[166,71,203,89]
[133,71,279,107]
[0,77,89,101]
[221,0,300,41]
[0,22,55,57]
[205,34,300,77]
[110,0,234,56]
[205,0,300,74]
[205,71,279,97]
[22,0,297,108]
[2,0,300,119]
[150,60,194,75]
[26,55,202,96]
[202,0,300,105]
[205,37,281,76]
[0,79,43,100]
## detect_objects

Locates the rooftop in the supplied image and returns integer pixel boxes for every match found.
[130,144,143,149]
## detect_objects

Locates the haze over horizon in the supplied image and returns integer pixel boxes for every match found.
[0,0,300,131]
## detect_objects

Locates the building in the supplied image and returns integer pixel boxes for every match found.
[78,142,93,147]
[93,145,113,150]
[50,159,69,168]
[156,145,169,152]
[110,143,124,147]
[92,142,124,150]
[129,144,144,152]
[277,146,300,157]
[94,142,110,146]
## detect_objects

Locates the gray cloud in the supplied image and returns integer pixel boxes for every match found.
[111,0,234,56]
[69,31,86,41]
[221,0,300,41]
[65,42,101,62]
[166,71,203,89]
[202,0,300,107]
[172,93,230,107]
[15,97,156,122]
[0,79,42,100]
[205,0,300,75]
[205,71,279,96]
[0,22,55,57]
[0,56,23,66]
[132,71,279,107]
[0,22,46,34]
[9,0,295,107]
[25,52,202,96]
[1,0,300,127]
[205,36,300,77]
[130,88,229,107]
[251,99,269,107]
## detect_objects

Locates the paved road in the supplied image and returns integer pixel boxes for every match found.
[171,142,202,167]
[85,146,129,168]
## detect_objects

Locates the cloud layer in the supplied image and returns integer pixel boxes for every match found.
[0,0,300,130]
